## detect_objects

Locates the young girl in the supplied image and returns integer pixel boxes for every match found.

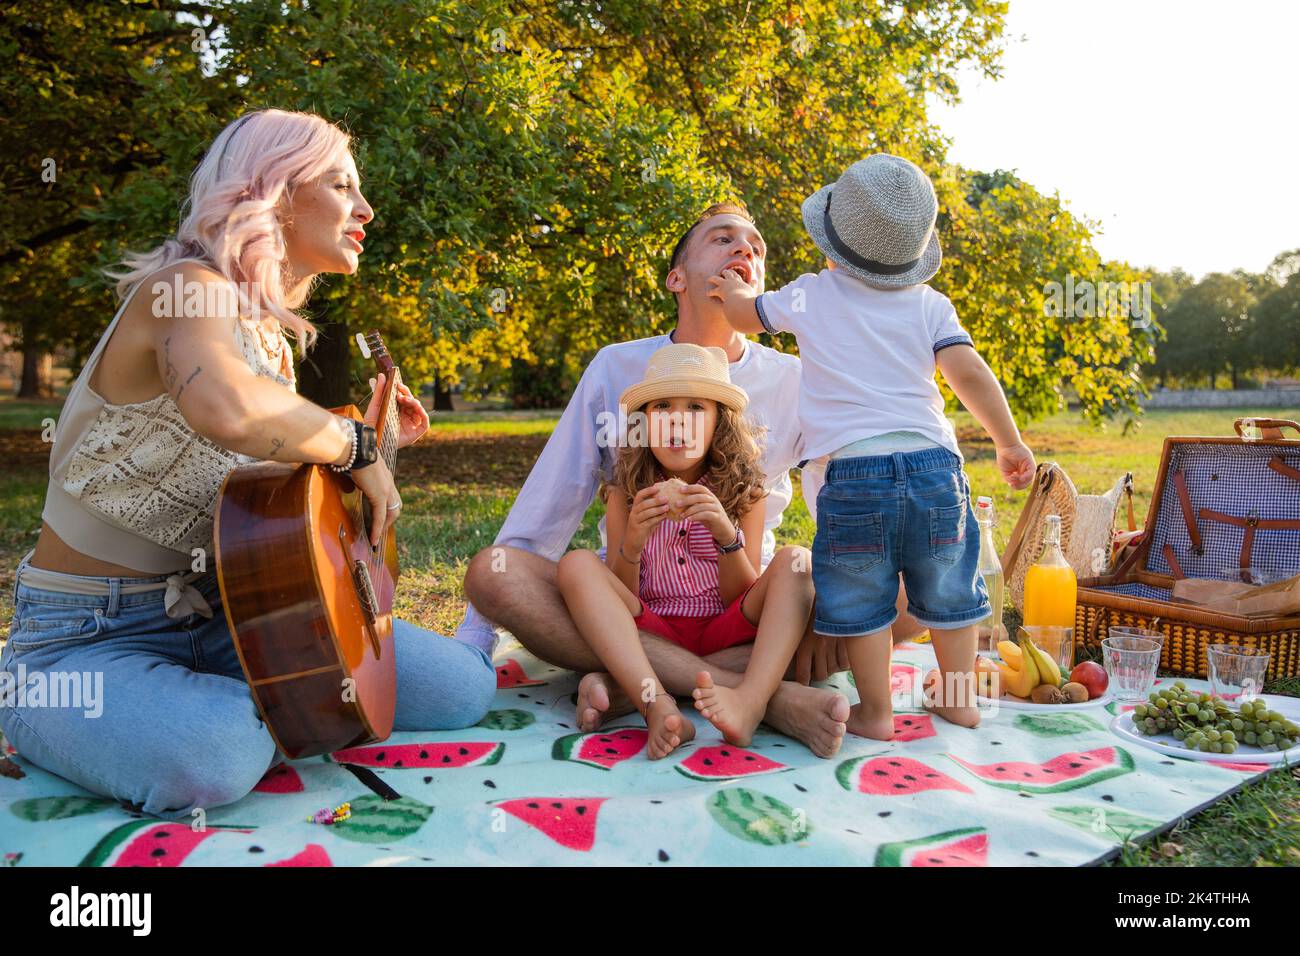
[556,343,815,759]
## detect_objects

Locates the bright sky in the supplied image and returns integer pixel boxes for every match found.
[927,0,1300,279]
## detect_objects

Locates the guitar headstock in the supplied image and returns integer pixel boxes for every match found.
[364,330,396,377]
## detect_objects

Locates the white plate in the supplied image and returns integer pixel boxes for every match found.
[977,691,1112,712]
[1109,694,1300,766]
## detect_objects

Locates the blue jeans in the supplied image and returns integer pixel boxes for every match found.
[812,446,990,636]
[0,559,497,820]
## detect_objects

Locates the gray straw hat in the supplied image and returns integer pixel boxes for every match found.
[801,154,942,289]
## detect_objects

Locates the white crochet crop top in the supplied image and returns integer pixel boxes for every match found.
[42,259,297,573]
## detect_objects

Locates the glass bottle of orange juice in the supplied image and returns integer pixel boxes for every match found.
[1022,514,1077,627]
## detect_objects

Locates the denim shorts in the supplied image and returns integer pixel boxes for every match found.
[811,446,990,636]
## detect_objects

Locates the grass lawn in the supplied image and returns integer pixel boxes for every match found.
[1,399,1298,865]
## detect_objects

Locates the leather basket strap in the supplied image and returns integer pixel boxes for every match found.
[1162,542,1186,580]
[1171,469,1203,554]
[1199,507,1300,572]
[1269,456,1300,483]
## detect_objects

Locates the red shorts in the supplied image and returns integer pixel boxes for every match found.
[634,587,759,657]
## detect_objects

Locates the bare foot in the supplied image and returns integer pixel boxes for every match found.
[645,695,695,759]
[922,668,981,729]
[763,681,850,758]
[692,670,764,747]
[844,702,895,741]
[575,672,633,731]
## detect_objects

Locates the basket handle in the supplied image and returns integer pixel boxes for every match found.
[1234,417,1300,440]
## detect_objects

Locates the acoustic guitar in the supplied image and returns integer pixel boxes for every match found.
[214,331,403,759]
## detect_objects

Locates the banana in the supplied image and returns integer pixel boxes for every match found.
[1000,642,1039,698]
[1021,636,1061,688]
[997,640,1022,669]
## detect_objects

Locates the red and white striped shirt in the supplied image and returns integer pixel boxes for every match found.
[639,516,730,618]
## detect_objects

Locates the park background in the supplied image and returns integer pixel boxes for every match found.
[1,0,1299,865]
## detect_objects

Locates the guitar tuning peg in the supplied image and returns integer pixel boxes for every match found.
[355,333,372,359]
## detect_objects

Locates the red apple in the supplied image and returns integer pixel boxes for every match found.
[1069,661,1109,700]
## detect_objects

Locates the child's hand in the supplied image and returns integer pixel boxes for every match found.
[624,485,671,553]
[706,269,755,304]
[677,484,735,543]
[996,441,1036,491]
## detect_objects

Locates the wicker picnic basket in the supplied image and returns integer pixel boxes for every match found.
[1075,417,1300,681]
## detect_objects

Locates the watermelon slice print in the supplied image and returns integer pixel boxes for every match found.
[1208,760,1271,773]
[676,745,788,781]
[552,729,647,769]
[79,821,255,867]
[893,713,936,742]
[947,746,1134,794]
[477,709,535,731]
[836,755,972,796]
[254,764,304,793]
[497,798,606,851]
[331,794,433,844]
[875,827,987,867]
[706,788,809,845]
[331,741,504,768]
[495,659,546,688]
[266,844,333,867]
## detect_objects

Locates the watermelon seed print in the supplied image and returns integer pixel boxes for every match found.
[676,745,788,781]
[836,755,972,796]
[706,788,810,846]
[946,747,1135,794]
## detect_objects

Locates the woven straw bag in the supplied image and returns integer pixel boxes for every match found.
[1001,462,1133,612]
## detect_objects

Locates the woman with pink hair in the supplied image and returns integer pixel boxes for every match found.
[0,109,497,818]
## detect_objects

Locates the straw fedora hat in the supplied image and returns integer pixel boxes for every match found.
[619,343,748,413]
[801,153,942,290]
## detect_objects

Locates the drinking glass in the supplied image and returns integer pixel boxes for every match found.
[1101,635,1161,703]
[1107,625,1165,653]
[1020,625,1074,675]
[1206,644,1271,703]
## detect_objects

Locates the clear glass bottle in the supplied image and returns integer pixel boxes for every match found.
[975,496,1004,657]
[1023,514,1078,628]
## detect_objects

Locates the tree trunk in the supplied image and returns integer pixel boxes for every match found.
[17,345,51,398]
[432,371,455,411]
[297,314,353,409]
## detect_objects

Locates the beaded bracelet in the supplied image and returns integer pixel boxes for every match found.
[329,417,358,473]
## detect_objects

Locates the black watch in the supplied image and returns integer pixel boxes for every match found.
[350,420,379,471]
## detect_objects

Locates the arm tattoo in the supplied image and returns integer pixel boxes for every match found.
[162,336,179,393]
[269,437,285,458]
[175,365,203,403]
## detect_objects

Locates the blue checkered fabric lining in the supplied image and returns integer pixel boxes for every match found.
[1094,582,1173,602]
[1146,443,1300,579]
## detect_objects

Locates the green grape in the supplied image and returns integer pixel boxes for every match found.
[1269,721,1284,733]
[1223,742,1237,754]
[1209,741,1223,753]
[1244,731,1258,745]
[1186,702,1200,715]
[1198,740,1212,752]
[1135,704,1148,718]
[1259,731,1276,745]
[1156,698,1169,709]
[1206,729,1221,742]
[1174,680,1187,690]
[1231,718,1245,731]
[1199,710,1213,723]
[1173,728,1186,741]
[1221,730,1235,742]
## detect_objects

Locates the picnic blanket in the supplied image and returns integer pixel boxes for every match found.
[0,638,1278,867]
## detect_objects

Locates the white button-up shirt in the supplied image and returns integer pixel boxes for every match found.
[453,331,819,653]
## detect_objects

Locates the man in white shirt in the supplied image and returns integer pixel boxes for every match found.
[456,203,918,757]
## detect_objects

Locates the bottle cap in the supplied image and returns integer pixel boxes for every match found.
[976,496,993,509]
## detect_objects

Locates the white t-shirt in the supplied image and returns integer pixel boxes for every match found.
[755,268,973,461]
[453,331,814,652]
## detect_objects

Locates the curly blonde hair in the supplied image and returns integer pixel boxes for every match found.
[602,402,767,523]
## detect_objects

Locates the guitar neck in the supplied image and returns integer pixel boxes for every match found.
[365,330,402,477]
